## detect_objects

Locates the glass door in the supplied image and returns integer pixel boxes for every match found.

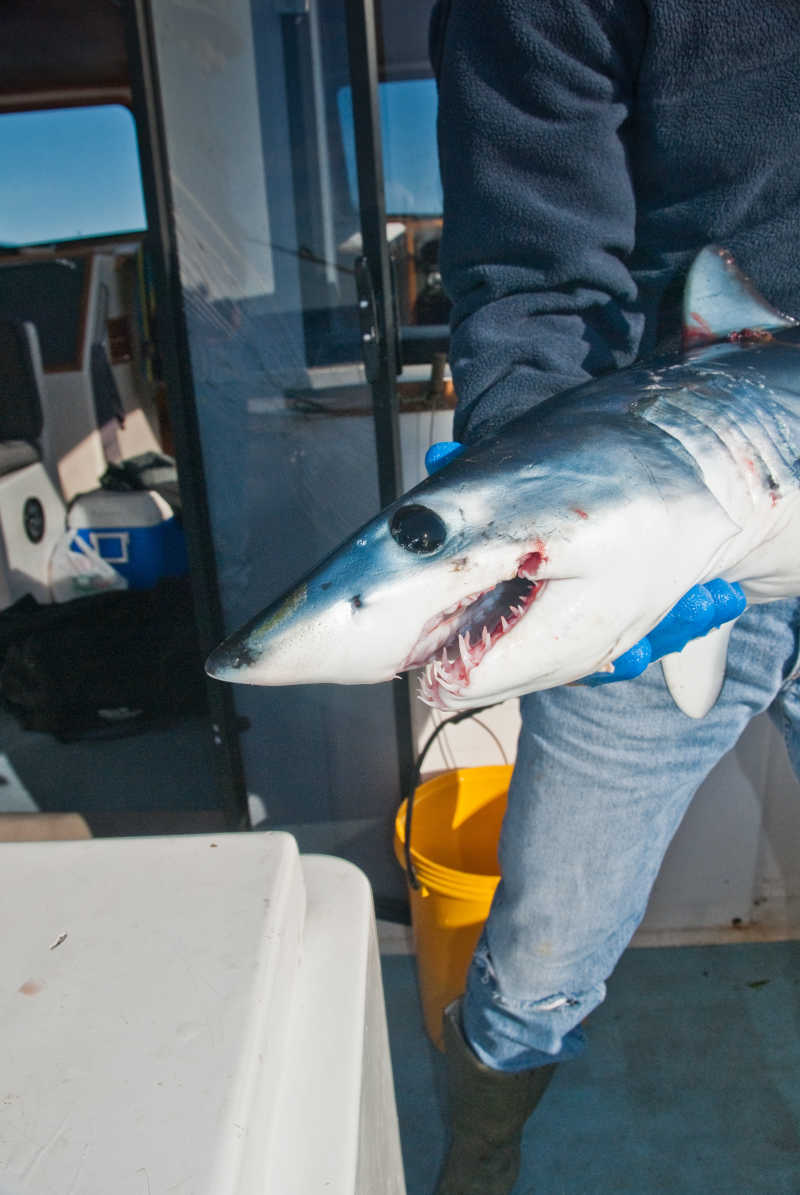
[131,0,443,903]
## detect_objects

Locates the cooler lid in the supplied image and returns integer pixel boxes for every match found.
[0,832,307,1195]
[67,488,174,528]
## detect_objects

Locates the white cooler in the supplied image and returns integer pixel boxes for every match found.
[0,833,406,1195]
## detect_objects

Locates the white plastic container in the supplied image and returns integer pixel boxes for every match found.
[67,488,188,589]
[0,832,406,1195]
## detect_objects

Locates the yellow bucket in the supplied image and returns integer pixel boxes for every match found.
[394,765,512,1050]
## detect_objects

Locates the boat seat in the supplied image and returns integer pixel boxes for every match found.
[0,319,45,441]
[0,440,39,478]
[0,320,66,608]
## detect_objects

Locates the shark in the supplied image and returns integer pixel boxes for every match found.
[206,246,800,718]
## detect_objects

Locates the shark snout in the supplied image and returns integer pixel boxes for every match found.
[205,637,255,682]
[204,575,411,688]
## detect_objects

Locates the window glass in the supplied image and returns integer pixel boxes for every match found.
[338,77,442,216]
[0,105,147,247]
[150,0,405,901]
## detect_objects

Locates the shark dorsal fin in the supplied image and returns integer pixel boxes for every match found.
[683,245,797,349]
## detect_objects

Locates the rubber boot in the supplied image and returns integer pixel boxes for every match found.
[434,1000,556,1195]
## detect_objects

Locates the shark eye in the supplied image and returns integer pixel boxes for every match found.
[390,504,447,554]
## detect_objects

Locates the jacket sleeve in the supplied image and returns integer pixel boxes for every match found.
[431,0,648,443]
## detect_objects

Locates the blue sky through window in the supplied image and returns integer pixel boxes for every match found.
[338,77,443,216]
[0,105,147,247]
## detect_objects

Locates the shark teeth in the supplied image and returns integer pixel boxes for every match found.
[417,579,547,708]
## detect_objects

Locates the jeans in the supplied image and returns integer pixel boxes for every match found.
[462,599,800,1072]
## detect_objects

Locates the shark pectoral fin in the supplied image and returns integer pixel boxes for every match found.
[660,618,738,719]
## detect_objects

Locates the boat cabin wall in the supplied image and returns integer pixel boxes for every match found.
[32,248,164,502]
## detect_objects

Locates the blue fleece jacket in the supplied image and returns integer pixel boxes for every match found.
[430,0,800,443]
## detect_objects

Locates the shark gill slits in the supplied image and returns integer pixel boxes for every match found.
[390,504,447,554]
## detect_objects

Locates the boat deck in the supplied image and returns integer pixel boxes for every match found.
[381,936,800,1194]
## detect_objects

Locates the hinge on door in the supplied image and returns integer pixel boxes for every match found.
[355,256,380,383]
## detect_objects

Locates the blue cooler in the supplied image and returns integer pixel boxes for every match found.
[67,489,189,590]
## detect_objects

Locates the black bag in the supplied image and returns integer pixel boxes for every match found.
[0,577,207,739]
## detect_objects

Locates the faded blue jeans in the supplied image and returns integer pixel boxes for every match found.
[462,599,800,1072]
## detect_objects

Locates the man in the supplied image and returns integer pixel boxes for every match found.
[429,3,800,1192]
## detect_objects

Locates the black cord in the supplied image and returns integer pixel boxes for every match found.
[404,705,494,890]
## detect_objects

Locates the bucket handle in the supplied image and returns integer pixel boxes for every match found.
[404,705,493,890]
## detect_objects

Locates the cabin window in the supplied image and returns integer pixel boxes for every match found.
[0,104,147,248]
[336,76,448,336]
[337,77,442,218]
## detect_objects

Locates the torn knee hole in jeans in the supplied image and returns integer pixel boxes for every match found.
[474,943,583,1012]
[532,993,581,1012]
[493,988,583,1015]
[477,965,581,1013]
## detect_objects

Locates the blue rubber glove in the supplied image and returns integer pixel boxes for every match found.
[581,578,747,685]
[425,440,747,685]
[425,440,465,473]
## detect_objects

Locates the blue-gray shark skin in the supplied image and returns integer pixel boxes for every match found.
[206,247,800,716]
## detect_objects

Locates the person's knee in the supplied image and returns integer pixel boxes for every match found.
[462,935,606,1070]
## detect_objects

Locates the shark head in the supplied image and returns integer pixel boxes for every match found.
[206,414,738,710]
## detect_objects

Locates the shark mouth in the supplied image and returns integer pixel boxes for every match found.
[405,552,546,706]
